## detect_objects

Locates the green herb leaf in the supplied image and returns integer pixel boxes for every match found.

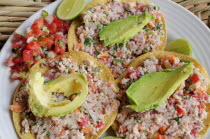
[97,24,103,30]
[114,59,124,63]
[104,11,109,16]
[84,37,94,46]
[175,117,180,124]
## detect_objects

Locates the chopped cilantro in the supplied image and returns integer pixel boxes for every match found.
[119,43,124,48]
[40,123,44,127]
[175,117,180,124]
[97,66,101,72]
[69,115,72,118]
[25,115,29,119]
[104,11,109,16]
[46,131,50,137]
[142,48,148,54]
[153,104,159,108]
[114,59,124,63]
[88,20,93,22]
[154,6,160,11]
[42,10,48,18]
[143,25,151,32]
[32,121,38,126]
[155,23,164,30]
[95,50,100,55]
[84,37,94,46]
[41,47,47,53]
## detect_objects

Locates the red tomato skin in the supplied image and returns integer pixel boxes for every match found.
[176,106,185,116]
[23,50,33,63]
[156,135,166,139]
[96,121,104,128]
[47,23,57,34]
[13,34,24,42]
[79,117,89,127]
[53,17,63,28]
[191,74,199,83]
[26,41,41,51]
[33,17,44,29]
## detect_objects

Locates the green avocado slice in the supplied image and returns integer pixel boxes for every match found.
[126,62,193,112]
[27,72,88,117]
[99,12,155,46]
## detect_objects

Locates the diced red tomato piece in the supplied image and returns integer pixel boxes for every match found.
[12,43,21,48]
[191,129,198,136]
[63,22,70,32]
[53,17,64,28]
[198,102,206,109]
[193,93,209,101]
[168,97,176,105]
[155,13,163,18]
[126,69,140,78]
[26,41,41,51]
[33,17,44,29]
[176,106,185,116]
[47,23,57,34]
[13,58,23,64]
[96,121,104,129]
[79,117,89,127]
[13,34,24,42]
[31,25,45,36]
[23,50,33,63]
[156,135,166,139]
[190,74,199,83]
[42,37,54,50]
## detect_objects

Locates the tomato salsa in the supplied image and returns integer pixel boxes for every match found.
[5,11,70,80]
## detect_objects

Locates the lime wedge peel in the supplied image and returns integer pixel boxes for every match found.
[165,38,193,56]
[56,0,86,20]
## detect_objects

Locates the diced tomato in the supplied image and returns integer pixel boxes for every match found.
[96,121,104,128]
[79,117,89,127]
[138,6,146,12]
[23,50,33,63]
[33,17,44,29]
[176,106,185,116]
[156,135,166,139]
[53,17,63,28]
[193,93,209,101]
[55,34,63,41]
[168,97,176,105]
[190,74,199,83]
[54,45,65,55]
[42,37,54,50]
[198,102,206,109]
[12,42,22,48]
[13,58,23,64]
[126,69,140,78]
[63,22,70,32]
[47,23,57,34]
[26,41,41,51]
[13,34,24,42]
[31,25,45,36]
[190,129,198,136]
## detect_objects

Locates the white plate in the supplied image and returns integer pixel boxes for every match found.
[0,0,210,138]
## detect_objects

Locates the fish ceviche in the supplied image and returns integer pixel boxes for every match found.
[73,0,165,78]
[115,55,210,139]
[10,55,120,138]
[5,11,70,80]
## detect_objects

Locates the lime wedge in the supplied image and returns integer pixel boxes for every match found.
[56,0,86,20]
[165,39,192,56]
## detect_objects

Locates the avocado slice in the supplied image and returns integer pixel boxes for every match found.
[27,72,88,117]
[126,62,193,112]
[99,12,155,46]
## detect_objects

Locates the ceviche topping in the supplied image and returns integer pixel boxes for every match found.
[74,0,165,78]
[10,57,120,138]
[5,11,70,80]
[116,55,210,139]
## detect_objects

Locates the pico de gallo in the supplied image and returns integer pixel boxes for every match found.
[5,11,70,80]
